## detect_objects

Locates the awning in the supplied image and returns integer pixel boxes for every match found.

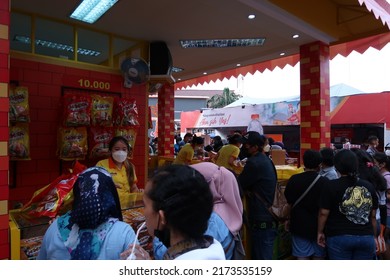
[358,0,390,28]
[175,32,390,89]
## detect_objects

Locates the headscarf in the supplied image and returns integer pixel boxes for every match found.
[57,166,123,259]
[191,162,243,236]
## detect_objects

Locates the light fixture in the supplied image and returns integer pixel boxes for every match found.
[280,52,285,56]
[70,0,119,24]
[203,72,207,75]
[248,14,256,19]
[292,34,300,39]
[14,35,101,56]
[236,63,241,67]
[171,66,184,73]
[180,38,265,48]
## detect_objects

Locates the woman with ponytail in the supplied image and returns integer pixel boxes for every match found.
[317,149,378,259]
[96,136,139,209]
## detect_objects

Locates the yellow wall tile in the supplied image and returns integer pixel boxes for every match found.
[0,142,7,156]
[311,110,320,116]
[0,24,8,40]
[301,143,311,149]
[0,83,8,98]
[0,200,7,215]
[301,122,311,128]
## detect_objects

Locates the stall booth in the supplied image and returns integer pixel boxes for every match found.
[181,91,390,158]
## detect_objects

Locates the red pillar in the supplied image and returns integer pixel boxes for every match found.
[157,83,175,156]
[299,41,331,159]
[0,0,10,259]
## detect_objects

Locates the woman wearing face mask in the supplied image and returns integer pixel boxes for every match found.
[173,135,204,165]
[96,136,139,209]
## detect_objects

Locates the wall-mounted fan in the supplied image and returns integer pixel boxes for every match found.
[120,58,150,88]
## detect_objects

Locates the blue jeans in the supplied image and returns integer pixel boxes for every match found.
[250,227,277,260]
[326,235,376,260]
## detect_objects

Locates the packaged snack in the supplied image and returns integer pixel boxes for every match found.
[114,97,139,127]
[22,166,85,218]
[9,124,31,160]
[91,95,114,127]
[88,127,115,160]
[9,86,30,123]
[58,127,88,160]
[62,93,91,127]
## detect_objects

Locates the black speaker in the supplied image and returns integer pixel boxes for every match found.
[149,41,173,75]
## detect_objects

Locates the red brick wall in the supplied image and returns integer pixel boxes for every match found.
[0,0,10,260]
[9,58,148,207]
[299,41,331,157]
[157,84,174,156]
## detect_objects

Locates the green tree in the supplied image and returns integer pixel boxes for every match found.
[207,87,242,108]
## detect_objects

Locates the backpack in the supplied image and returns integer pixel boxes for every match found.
[252,180,290,222]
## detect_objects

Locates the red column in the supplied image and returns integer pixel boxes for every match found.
[299,41,331,159]
[157,83,175,156]
[0,0,10,259]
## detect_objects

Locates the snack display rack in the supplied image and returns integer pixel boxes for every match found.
[9,193,152,260]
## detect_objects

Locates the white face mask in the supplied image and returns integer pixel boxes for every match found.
[263,144,271,153]
[385,150,390,157]
[112,150,128,163]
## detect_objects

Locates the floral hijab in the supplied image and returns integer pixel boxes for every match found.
[57,167,122,259]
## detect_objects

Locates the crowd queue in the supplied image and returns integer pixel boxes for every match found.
[37,131,390,260]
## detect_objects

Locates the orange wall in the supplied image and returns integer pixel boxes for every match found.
[9,57,148,208]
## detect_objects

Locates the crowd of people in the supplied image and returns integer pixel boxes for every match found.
[36,131,390,260]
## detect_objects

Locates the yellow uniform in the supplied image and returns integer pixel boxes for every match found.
[173,143,194,165]
[96,157,137,209]
[215,144,240,171]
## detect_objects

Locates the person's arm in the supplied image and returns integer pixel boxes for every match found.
[317,208,329,248]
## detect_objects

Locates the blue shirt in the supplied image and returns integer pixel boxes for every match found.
[37,219,136,260]
[153,212,234,260]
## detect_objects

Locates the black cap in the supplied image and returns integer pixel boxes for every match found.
[243,131,264,146]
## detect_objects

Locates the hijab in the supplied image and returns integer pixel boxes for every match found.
[191,162,243,236]
[57,166,123,259]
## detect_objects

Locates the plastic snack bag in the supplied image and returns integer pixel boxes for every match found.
[91,95,114,127]
[88,126,115,160]
[9,124,31,160]
[114,97,139,127]
[58,127,88,161]
[9,86,30,123]
[62,93,91,127]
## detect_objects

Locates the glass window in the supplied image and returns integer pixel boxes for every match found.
[77,28,108,65]
[10,13,32,53]
[35,18,74,60]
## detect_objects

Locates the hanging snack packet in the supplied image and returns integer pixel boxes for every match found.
[58,127,88,160]
[88,126,115,160]
[114,97,139,126]
[9,86,30,123]
[9,124,31,160]
[91,95,114,127]
[62,93,91,127]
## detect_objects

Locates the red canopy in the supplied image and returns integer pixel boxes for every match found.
[331,91,390,124]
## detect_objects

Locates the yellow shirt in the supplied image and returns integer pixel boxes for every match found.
[215,144,240,171]
[96,157,137,209]
[173,143,194,165]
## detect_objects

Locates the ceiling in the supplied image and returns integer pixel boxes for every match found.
[10,0,389,83]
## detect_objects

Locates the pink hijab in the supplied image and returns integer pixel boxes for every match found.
[191,162,243,236]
